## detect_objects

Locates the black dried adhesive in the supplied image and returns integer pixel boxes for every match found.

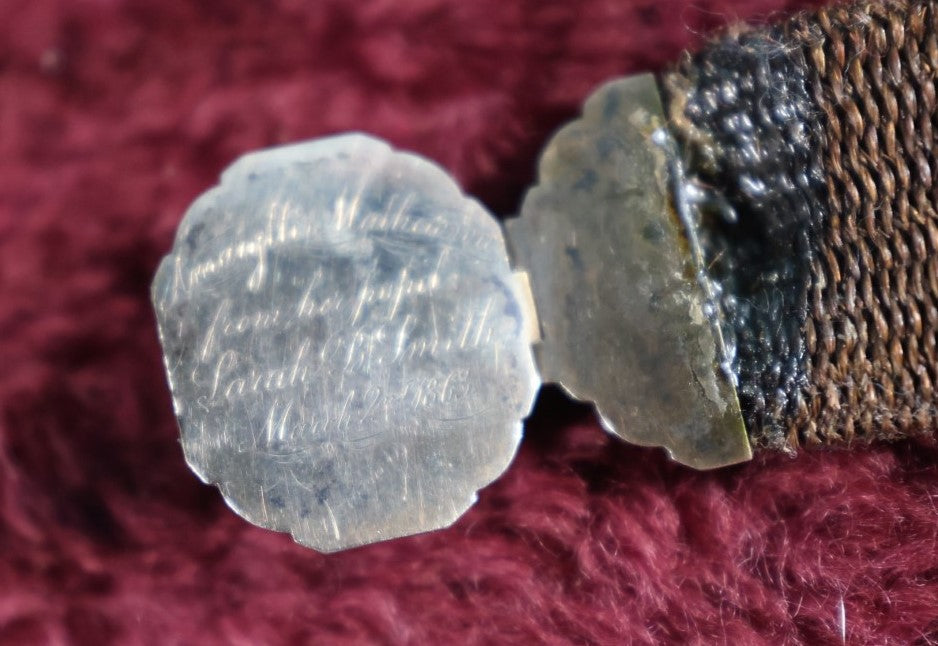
[663,26,829,448]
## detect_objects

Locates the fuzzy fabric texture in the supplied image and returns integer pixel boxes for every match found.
[4,0,938,643]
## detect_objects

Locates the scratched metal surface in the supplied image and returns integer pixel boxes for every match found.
[152,134,540,552]
[506,75,751,469]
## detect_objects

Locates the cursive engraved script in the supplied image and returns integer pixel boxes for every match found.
[152,134,539,552]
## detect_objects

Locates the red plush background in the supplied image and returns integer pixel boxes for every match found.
[4,0,938,643]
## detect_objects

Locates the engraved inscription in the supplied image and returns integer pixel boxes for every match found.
[153,134,540,552]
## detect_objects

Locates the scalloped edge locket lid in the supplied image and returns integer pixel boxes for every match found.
[152,75,750,553]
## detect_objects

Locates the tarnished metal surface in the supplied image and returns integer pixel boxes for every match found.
[152,134,540,552]
[506,74,751,469]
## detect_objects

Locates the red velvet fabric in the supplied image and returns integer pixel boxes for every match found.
[3,0,938,643]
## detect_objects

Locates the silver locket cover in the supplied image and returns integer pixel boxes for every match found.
[153,134,540,552]
[153,75,750,552]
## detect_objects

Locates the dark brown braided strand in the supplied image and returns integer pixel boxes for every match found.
[664,0,938,450]
[795,0,938,447]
